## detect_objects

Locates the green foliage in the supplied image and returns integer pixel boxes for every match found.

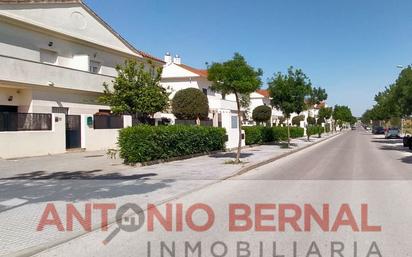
[268,67,312,118]
[208,53,262,163]
[242,126,264,145]
[172,88,209,120]
[252,105,272,123]
[307,125,323,140]
[268,67,312,146]
[318,107,333,121]
[333,105,353,125]
[243,126,304,145]
[118,125,226,164]
[307,87,328,108]
[307,116,316,125]
[290,127,305,138]
[99,60,169,116]
[292,115,305,126]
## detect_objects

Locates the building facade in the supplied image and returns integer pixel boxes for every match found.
[0,0,162,158]
[160,53,245,149]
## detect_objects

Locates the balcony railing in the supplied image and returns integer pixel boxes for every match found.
[0,54,114,93]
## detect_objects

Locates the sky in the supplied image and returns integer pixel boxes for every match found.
[85,0,412,116]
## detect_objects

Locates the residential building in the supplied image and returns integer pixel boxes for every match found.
[0,0,163,158]
[160,53,245,149]
[245,89,283,126]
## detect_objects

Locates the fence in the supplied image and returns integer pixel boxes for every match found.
[94,115,124,129]
[175,119,213,127]
[0,112,52,131]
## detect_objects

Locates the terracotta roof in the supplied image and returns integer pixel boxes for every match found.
[256,89,269,97]
[136,50,165,64]
[177,63,208,77]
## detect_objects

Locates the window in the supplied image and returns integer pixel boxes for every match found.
[231,115,238,129]
[52,107,69,115]
[222,93,226,100]
[40,49,58,65]
[202,88,208,95]
[89,60,101,74]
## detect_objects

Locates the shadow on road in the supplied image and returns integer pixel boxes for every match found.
[0,170,174,213]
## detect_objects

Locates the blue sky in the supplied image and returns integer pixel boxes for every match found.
[85,0,412,116]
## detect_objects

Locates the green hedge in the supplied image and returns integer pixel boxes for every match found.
[118,125,226,164]
[307,125,323,139]
[243,126,305,145]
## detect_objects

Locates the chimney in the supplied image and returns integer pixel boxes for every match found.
[173,54,181,64]
[164,52,172,64]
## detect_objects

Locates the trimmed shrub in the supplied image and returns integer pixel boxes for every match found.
[292,115,305,127]
[290,127,304,138]
[243,126,263,145]
[252,105,272,123]
[243,126,304,145]
[172,88,209,120]
[273,126,288,141]
[307,125,323,140]
[307,116,316,125]
[118,125,226,163]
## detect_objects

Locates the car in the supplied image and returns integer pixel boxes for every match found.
[351,126,356,130]
[385,128,400,139]
[372,126,385,135]
[403,135,412,147]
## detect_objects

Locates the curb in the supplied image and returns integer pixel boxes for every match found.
[7,132,344,257]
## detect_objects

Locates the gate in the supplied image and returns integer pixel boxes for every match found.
[66,115,81,149]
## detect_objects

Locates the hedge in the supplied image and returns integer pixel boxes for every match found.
[307,125,323,140]
[118,125,226,164]
[243,126,304,145]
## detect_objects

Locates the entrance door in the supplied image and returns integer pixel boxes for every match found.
[66,115,81,149]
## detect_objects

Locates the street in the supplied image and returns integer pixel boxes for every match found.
[241,128,412,180]
[32,129,412,257]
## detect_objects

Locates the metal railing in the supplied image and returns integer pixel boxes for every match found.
[0,112,52,131]
[94,115,124,129]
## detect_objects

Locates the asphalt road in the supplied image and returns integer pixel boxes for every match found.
[240,128,412,180]
[35,129,412,257]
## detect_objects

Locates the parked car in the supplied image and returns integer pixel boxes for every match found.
[385,128,400,139]
[403,135,412,147]
[351,126,356,130]
[372,126,385,134]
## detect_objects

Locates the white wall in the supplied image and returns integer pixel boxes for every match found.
[0,113,65,159]
[81,114,131,151]
[220,110,245,149]
[0,3,137,56]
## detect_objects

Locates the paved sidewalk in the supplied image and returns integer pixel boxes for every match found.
[0,132,341,257]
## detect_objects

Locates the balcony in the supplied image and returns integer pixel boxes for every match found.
[0,54,114,93]
[208,96,238,111]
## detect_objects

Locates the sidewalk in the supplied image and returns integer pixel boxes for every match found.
[0,132,341,257]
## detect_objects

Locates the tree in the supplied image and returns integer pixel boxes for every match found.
[396,66,412,116]
[292,115,305,127]
[208,53,262,163]
[307,87,328,107]
[307,116,316,125]
[252,105,272,125]
[99,60,169,118]
[268,67,312,147]
[318,107,333,132]
[172,88,209,121]
[333,105,353,130]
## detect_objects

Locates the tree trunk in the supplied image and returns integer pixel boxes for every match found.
[235,93,242,164]
[287,117,291,148]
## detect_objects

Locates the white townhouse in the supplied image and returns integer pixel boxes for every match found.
[160,53,245,149]
[0,0,164,158]
[245,89,284,126]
